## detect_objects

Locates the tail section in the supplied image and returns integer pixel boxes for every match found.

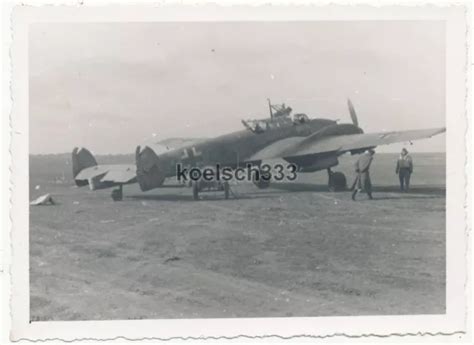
[135,145,166,191]
[72,147,98,185]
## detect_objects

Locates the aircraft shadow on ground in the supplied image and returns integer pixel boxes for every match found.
[270,182,446,197]
[269,183,329,192]
[124,183,445,202]
[126,193,276,202]
[372,185,446,196]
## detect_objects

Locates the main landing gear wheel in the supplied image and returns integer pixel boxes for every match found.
[191,181,230,201]
[327,169,347,192]
[192,181,200,201]
[253,171,271,189]
[111,185,123,201]
[223,181,230,200]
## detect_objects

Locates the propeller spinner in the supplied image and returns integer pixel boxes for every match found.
[347,99,359,127]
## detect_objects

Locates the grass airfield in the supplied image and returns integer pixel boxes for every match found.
[29,153,445,320]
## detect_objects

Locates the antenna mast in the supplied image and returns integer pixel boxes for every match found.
[267,98,273,119]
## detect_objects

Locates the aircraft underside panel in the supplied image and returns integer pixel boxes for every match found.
[284,153,339,172]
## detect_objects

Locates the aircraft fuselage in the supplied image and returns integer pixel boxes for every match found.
[135,118,350,191]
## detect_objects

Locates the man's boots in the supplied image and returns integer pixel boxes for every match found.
[351,189,359,201]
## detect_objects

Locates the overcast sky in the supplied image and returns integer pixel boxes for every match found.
[29,21,445,154]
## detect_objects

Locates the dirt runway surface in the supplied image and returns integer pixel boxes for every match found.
[29,153,445,320]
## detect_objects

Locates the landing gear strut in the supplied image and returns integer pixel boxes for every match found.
[327,168,347,192]
[192,181,199,200]
[192,180,230,201]
[111,184,123,201]
[253,170,271,189]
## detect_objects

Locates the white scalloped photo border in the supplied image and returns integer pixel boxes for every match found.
[5,1,471,342]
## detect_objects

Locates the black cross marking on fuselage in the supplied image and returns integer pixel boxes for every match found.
[181,146,203,163]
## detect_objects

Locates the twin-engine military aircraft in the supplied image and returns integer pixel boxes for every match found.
[72,99,445,200]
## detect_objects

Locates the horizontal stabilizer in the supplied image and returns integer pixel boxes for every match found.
[100,166,136,184]
[75,165,110,181]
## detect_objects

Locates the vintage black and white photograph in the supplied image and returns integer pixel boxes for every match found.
[7,2,470,342]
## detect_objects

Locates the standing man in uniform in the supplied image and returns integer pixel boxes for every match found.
[352,149,375,201]
[396,148,413,191]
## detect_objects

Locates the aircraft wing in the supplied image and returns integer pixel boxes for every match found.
[247,127,446,161]
[246,137,304,161]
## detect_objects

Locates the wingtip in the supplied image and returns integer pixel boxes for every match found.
[428,127,446,138]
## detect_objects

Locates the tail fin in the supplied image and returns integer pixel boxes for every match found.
[72,147,98,179]
[135,145,166,191]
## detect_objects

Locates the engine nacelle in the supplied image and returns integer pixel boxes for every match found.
[294,155,339,173]
[286,123,362,172]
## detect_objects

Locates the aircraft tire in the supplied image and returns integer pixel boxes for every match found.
[223,182,230,199]
[253,171,271,189]
[111,187,123,201]
[192,181,199,201]
[328,171,347,192]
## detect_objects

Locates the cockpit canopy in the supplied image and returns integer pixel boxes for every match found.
[242,117,293,133]
[293,113,309,124]
[241,101,311,134]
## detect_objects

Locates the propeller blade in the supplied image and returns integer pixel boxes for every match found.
[347,99,359,127]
